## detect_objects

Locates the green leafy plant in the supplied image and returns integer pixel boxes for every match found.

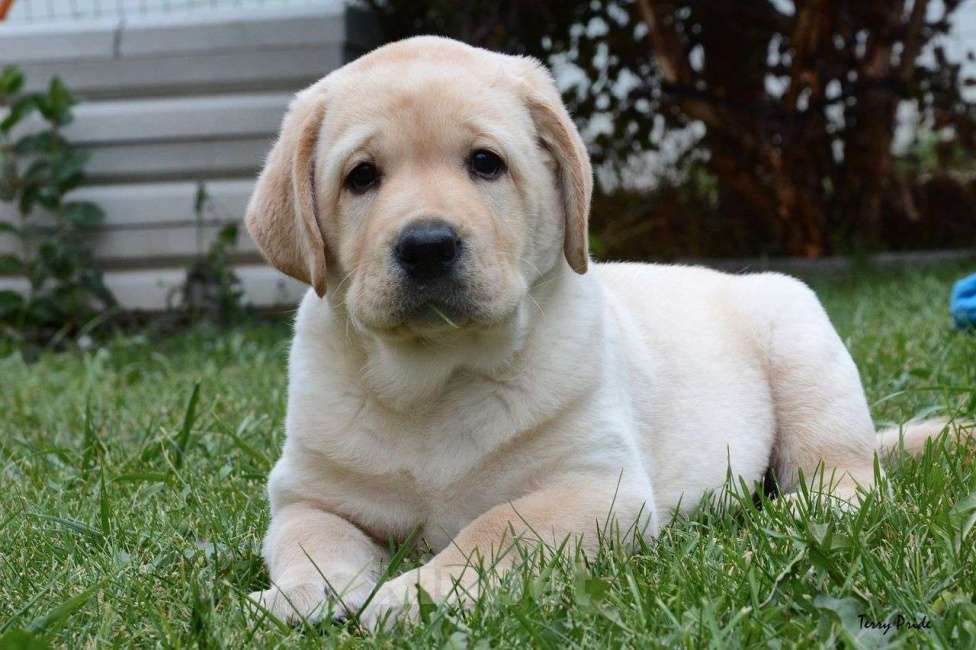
[172,182,245,324]
[0,65,115,342]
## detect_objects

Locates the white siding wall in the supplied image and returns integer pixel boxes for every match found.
[0,4,377,309]
[5,0,330,25]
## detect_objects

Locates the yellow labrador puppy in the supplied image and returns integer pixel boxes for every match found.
[245,36,946,630]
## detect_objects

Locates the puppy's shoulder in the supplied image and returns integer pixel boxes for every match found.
[289,289,359,373]
[293,289,332,337]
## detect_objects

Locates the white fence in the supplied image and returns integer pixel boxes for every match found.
[0,2,376,309]
[4,0,328,25]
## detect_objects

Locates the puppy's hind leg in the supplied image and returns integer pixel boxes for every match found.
[752,275,879,506]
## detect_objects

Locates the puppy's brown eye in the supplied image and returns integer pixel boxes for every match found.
[346,162,380,193]
[469,149,506,180]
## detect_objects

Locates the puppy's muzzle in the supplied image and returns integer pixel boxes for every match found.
[394,219,463,284]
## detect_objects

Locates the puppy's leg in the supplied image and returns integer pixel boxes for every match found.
[360,477,654,630]
[250,502,388,623]
[758,276,878,505]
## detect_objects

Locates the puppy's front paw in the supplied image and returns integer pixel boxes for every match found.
[358,570,423,632]
[249,583,334,624]
[249,576,378,625]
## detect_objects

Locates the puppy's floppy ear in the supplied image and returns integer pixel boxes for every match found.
[517,61,593,274]
[246,87,329,297]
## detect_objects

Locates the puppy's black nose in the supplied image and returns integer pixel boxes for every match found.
[394,220,462,282]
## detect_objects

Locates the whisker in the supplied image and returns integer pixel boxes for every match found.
[333,268,357,294]
[528,294,545,317]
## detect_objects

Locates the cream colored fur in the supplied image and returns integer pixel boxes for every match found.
[244,36,965,631]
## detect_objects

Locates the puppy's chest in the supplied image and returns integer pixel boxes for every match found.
[306,381,552,542]
[324,375,531,469]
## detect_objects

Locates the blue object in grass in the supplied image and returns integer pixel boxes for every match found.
[951,273,976,328]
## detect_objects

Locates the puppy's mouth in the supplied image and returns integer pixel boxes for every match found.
[405,301,470,332]
[359,289,514,341]
[351,264,527,342]
[397,287,482,331]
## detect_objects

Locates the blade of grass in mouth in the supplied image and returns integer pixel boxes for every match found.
[428,304,459,329]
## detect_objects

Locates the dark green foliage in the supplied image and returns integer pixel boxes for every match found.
[172,183,246,325]
[0,66,115,342]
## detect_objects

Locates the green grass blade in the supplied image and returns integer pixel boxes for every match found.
[26,578,107,634]
[173,382,201,470]
[28,513,103,541]
[98,466,110,536]
[112,472,170,484]
[428,304,459,329]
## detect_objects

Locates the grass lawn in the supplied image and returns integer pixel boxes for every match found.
[1,262,974,649]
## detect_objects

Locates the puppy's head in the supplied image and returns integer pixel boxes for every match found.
[246,36,591,340]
